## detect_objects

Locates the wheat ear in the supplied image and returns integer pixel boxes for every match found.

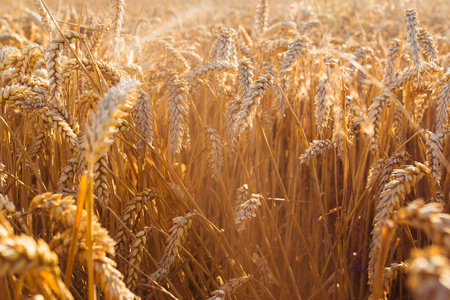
[150,212,194,281]
[85,77,140,166]
[205,126,224,180]
[208,276,250,300]
[397,199,450,251]
[368,162,430,289]
[407,246,450,299]
[46,31,81,104]
[298,139,333,166]
[404,9,421,69]
[167,72,190,155]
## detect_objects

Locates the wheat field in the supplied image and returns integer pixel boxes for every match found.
[0,0,449,299]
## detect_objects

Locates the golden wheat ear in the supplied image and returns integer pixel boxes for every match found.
[85,77,140,167]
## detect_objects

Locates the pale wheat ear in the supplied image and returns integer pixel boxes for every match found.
[255,0,269,36]
[85,77,140,167]
[404,9,421,69]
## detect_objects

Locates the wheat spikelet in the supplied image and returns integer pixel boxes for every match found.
[235,194,262,231]
[298,139,333,166]
[167,72,190,155]
[85,77,140,166]
[208,276,250,300]
[176,51,201,68]
[397,199,450,251]
[404,9,421,69]
[46,31,81,103]
[126,227,151,290]
[205,126,224,180]
[255,0,269,36]
[232,74,274,138]
[368,162,430,288]
[150,212,194,281]
[407,246,450,300]
[114,188,160,257]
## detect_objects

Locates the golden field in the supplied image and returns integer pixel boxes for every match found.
[0,0,449,299]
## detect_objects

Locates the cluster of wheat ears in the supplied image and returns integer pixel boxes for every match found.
[0,0,449,299]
